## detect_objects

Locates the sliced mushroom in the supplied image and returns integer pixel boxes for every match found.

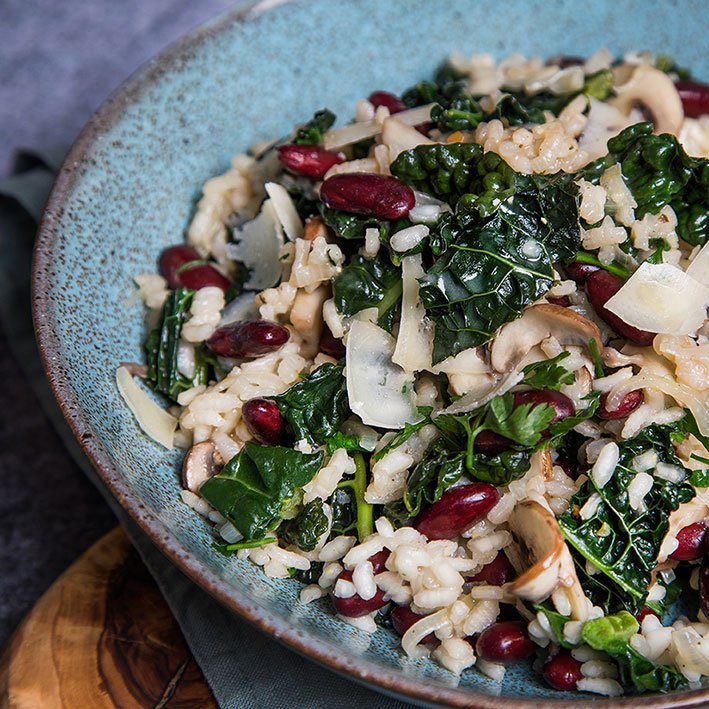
[303,215,333,242]
[507,499,587,619]
[183,440,224,493]
[609,64,684,136]
[289,283,330,358]
[489,304,602,373]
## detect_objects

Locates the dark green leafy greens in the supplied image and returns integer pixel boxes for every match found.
[584,122,709,246]
[559,423,696,613]
[336,452,373,541]
[270,363,348,446]
[332,251,402,332]
[200,442,324,541]
[405,168,580,361]
[294,109,336,145]
[279,499,330,552]
[145,287,208,402]
[583,613,688,693]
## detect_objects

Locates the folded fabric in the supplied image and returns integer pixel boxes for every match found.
[0,147,414,709]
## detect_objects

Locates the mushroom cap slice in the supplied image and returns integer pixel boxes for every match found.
[183,440,224,493]
[489,304,602,373]
[609,64,684,136]
[507,499,587,619]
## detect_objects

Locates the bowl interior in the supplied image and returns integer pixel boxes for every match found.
[33,0,709,705]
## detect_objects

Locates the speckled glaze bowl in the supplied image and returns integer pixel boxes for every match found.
[32,0,709,705]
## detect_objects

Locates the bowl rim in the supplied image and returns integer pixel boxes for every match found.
[30,1,709,706]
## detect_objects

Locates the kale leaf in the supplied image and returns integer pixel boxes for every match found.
[559,424,696,612]
[332,251,402,332]
[415,170,580,362]
[145,287,208,402]
[279,499,330,552]
[584,122,709,246]
[294,109,336,145]
[319,205,385,240]
[270,363,348,446]
[404,442,466,515]
[200,442,324,540]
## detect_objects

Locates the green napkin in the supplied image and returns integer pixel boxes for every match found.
[0,147,415,709]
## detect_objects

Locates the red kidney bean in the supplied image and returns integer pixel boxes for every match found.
[319,325,346,359]
[546,296,569,307]
[597,389,643,419]
[468,552,515,587]
[513,389,575,427]
[207,319,290,358]
[586,270,656,345]
[542,651,583,691]
[241,398,287,446]
[415,484,499,540]
[332,569,388,617]
[670,522,708,561]
[547,55,585,68]
[475,621,534,664]
[277,144,346,180]
[159,245,231,292]
[556,459,580,480]
[636,606,660,624]
[676,80,709,118]
[368,90,407,114]
[320,173,415,219]
[564,260,600,284]
[390,606,438,646]
[368,549,391,574]
[473,430,513,456]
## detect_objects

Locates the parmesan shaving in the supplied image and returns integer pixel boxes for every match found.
[346,320,421,429]
[392,254,433,373]
[323,104,435,151]
[116,366,177,449]
[604,262,709,336]
[264,182,303,240]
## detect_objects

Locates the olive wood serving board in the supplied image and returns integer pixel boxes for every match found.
[0,527,217,708]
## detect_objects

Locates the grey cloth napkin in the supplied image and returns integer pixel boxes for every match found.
[0,147,415,709]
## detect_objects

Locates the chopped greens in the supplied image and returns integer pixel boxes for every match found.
[559,423,696,612]
[270,363,349,446]
[294,109,336,145]
[584,122,709,246]
[332,251,402,332]
[200,442,324,542]
[145,287,208,402]
[279,499,330,552]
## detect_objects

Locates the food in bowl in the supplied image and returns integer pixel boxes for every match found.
[118,48,709,696]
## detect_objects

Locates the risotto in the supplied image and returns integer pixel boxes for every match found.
[119,49,709,696]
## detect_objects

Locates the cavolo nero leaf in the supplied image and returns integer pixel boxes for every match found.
[200,442,324,541]
[559,423,696,613]
[584,122,709,246]
[332,251,402,332]
[319,205,385,240]
[294,109,336,145]
[146,287,208,402]
[414,169,580,362]
[279,499,330,552]
[270,363,348,447]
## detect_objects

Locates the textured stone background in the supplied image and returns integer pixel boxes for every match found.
[0,0,237,646]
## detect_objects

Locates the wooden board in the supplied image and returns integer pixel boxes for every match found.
[0,527,217,709]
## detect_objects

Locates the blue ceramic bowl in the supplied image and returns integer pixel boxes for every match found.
[33,1,709,705]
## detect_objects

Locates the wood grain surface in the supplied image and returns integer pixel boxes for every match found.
[0,527,217,709]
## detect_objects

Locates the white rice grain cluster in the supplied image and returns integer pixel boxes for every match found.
[134,273,169,310]
[473,96,589,174]
[182,286,225,343]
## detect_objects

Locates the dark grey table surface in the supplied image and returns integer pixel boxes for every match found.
[0,0,237,647]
